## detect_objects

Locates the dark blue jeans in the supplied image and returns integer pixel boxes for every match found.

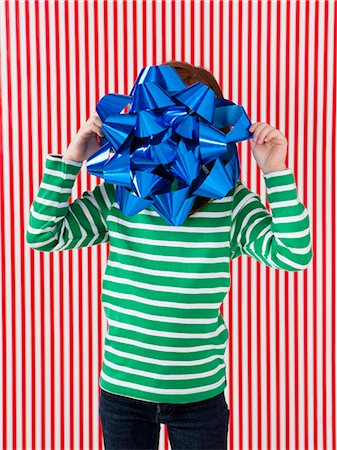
[99,387,230,450]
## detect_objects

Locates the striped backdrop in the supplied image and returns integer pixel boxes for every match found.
[1,0,336,449]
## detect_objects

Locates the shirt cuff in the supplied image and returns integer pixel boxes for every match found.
[46,153,83,177]
[263,167,295,188]
[263,167,298,210]
[47,153,83,166]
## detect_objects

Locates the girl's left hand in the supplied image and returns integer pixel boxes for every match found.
[248,122,288,175]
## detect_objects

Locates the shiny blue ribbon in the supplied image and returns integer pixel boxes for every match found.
[87,65,254,226]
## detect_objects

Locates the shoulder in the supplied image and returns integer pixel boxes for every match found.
[230,178,262,215]
[86,181,115,217]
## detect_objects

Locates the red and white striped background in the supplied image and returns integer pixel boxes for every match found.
[1,0,336,449]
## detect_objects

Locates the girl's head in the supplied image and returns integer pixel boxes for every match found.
[160,60,233,216]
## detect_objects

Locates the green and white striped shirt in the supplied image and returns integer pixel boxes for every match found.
[26,154,312,404]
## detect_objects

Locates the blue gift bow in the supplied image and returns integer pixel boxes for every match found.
[87,65,254,226]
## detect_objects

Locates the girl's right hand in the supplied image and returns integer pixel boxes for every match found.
[62,112,105,163]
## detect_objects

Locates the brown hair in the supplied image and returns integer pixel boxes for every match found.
[160,60,232,217]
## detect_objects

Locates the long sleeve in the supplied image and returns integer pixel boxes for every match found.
[229,168,313,272]
[26,154,115,252]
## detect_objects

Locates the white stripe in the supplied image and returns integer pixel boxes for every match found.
[108,230,228,248]
[108,211,231,233]
[105,333,228,353]
[30,205,60,223]
[268,199,300,208]
[274,228,311,239]
[274,252,310,270]
[76,200,100,235]
[140,207,231,219]
[106,318,227,339]
[40,181,72,195]
[47,154,83,167]
[102,302,219,324]
[274,238,312,255]
[84,191,108,228]
[106,259,230,279]
[102,288,229,309]
[263,168,293,178]
[100,371,227,396]
[44,167,78,181]
[237,207,267,245]
[103,274,229,294]
[108,244,230,264]
[104,346,225,371]
[267,183,297,194]
[241,229,279,268]
[231,189,258,220]
[273,209,308,223]
[26,235,59,249]
[35,195,69,209]
[26,222,57,234]
[99,182,114,210]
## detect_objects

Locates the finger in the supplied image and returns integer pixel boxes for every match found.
[85,117,104,132]
[87,112,102,126]
[94,112,104,125]
[89,123,104,138]
[253,124,274,144]
[248,122,261,132]
[93,117,104,128]
[264,129,279,142]
[256,126,276,144]
[90,113,103,126]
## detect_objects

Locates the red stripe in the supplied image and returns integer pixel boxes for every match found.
[123,0,128,93]
[246,3,253,448]
[1,4,8,449]
[227,0,235,447]
[293,3,300,449]
[73,1,82,448]
[96,1,105,448]
[44,9,55,450]
[142,0,146,66]
[152,0,157,64]
[313,2,319,448]
[209,1,213,73]
[84,2,92,448]
[237,2,245,449]
[303,5,310,447]
[12,1,27,448]
[63,3,70,446]
[114,1,119,93]
[330,4,337,448]
[274,4,281,447]
[200,0,204,67]
[5,1,17,448]
[53,2,62,448]
[33,3,42,448]
[257,0,263,443]
[322,4,329,449]
[265,4,271,449]
[284,3,290,448]
[190,0,194,64]
[133,0,138,80]
[93,0,99,446]
[181,1,185,62]
[172,0,176,61]
[332,4,337,449]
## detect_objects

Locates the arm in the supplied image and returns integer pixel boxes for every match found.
[229,168,313,271]
[26,154,115,252]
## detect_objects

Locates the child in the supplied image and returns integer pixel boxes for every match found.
[26,61,312,450]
